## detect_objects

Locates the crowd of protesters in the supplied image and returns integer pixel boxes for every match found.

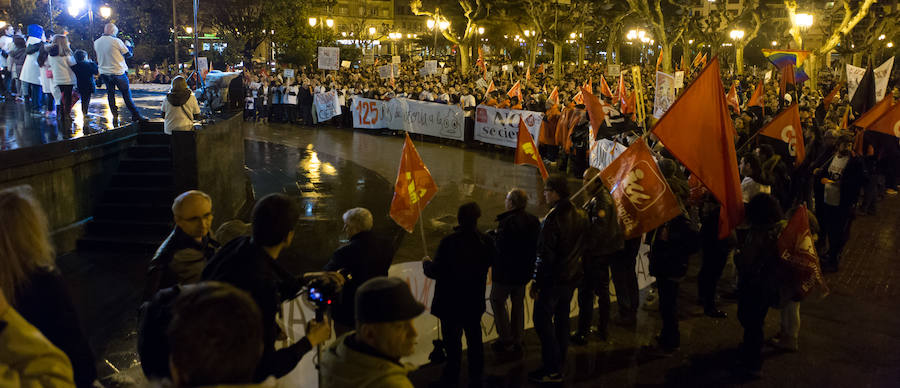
[2,40,899,388]
[0,22,147,124]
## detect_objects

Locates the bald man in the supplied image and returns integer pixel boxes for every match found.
[94,23,146,122]
[142,190,220,301]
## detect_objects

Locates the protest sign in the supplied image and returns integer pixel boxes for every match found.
[341,60,351,69]
[313,90,341,121]
[282,68,295,78]
[653,71,676,119]
[874,56,894,102]
[392,55,401,64]
[317,47,340,70]
[473,105,544,148]
[674,71,684,89]
[607,64,621,76]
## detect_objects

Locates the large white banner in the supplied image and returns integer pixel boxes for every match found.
[847,64,866,101]
[317,47,340,70]
[350,97,465,141]
[314,91,341,122]
[653,71,676,119]
[874,56,895,102]
[473,105,544,148]
[277,247,655,387]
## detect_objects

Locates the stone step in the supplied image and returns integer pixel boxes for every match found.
[76,235,163,253]
[93,203,172,223]
[117,157,173,173]
[137,132,170,146]
[109,172,174,188]
[101,187,175,205]
[127,144,171,158]
[86,220,172,239]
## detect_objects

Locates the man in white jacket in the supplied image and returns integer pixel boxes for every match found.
[94,23,146,122]
[19,24,45,112]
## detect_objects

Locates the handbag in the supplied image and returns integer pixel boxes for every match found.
[45,68,53,79]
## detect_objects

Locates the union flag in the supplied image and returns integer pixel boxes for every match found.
[515,117,549,179]
[868,97,900,138]
[599,138,681,239]
[390,133,438,233]
[777,205,828,299]
[747,81,765,108]
[548,86,559,106]
[600,75,613,99]
[759,104,806,166]
[726,83,740,114]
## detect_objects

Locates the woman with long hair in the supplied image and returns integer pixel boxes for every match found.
[0,186,97,387]
[48,34,77,121]
[160,75,200,134]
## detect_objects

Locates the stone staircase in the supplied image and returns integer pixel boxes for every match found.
[77,122,175,253]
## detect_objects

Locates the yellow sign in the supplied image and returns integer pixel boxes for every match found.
[631,66,646,127]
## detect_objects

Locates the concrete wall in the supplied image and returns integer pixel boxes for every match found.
[0,124,139,253]
[172,113,250,230]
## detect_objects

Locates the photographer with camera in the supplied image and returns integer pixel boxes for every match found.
[93,23,146,122]
[323,208,394,336]
[202,193,339,381]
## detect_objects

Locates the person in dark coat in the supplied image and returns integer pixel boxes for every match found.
[572,168,623,344]
[70,49,98,117]
[735,194,783,378]
[697,198,734,318]
[0,186,97,387]
[323,207,394,336]
[202,193,333,381]
[423,202,494,387]
[528,175,588,384]
[488,189,539,353]
[298,81,314,125]
[812,135,866,272]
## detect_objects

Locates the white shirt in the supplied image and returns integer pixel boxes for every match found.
[94,35,129,75]
[161,94,201,134]
[741,177,771,203]
[824,155,849,206]
[48,53,76,86]
[0,34,12,68]
[284,85,299,105]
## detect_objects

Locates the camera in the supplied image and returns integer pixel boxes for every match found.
[304,271,348,320]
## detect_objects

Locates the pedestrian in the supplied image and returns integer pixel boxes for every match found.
[323,208,394,336]
[47,34,76,121]
[160,76,201,134]
[423,202,494,387]
[299,79,314,125]
[572,168,624,345]
[284,79,299,124]
[70,50,98,118]
[812,135,866,272]
[0,24,14,98]
[488,189,539,354]
[20,24,44,112]
[8,35,27,101]
[735,194,782,378]
[0,186,97,387]
[94,23,146,122]
[37,31,58,117]
[697,197,734,318]
[529,175,588,383]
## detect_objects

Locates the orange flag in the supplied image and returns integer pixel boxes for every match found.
[485,80,496,95]
[868,98,900,137]
[726,83,740,114]
[759,104,806,166]
[692,51,703,68]
[548,86,559,106]
[600,75,613,98]
[573,90,584,105]
[515,117,549,179]
[747,81,765,108]
[525,67,532,81]
[680,55,687,72]
[823,82,842,109]
[581,86,606,138]
[390,133,438,233]
[507,80,522,100]
[840,108,850,130]
[617,73,626,106]
[599,138,682,239]
[537,64,545,74]
[656,52,663,71]
[777,205,828,299]
[852,95,894,129]
[583,77,592,92]
[700,53,708,68]
[652,56,743,238]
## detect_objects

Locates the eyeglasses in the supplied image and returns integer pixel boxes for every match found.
[180,212,213,223]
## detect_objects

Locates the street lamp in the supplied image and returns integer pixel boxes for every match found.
[67,0,85,17]
[729,29,744,41]
[309,17,317,27]
[771,40,778,46]
[439,20,449,30]
[427,19,435,30]
[888,42,895,48]
[185,26,193,34]
[878,34,886,41]
[368,26,376,35]
[795,13,813,30]
[99,5,111,18]
[478,26,485,35]
[326,19,334,28]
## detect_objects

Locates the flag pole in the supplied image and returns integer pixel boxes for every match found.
[409,131,430,258]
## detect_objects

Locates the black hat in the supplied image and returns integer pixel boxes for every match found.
[544,175,570,198]
[355,277,425,324]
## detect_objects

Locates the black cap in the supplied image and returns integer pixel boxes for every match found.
[355,277,425,324]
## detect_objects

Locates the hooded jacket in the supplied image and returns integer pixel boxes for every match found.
[19,29,43,85]
[320,333,416,388]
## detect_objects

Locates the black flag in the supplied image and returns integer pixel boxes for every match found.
[850,66,876,118]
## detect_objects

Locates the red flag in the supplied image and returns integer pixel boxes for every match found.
[515,117,549,179]
[692,51,703,68]
[656,52,663,71]
[777,205,828,299]
[581,86,606,138]
[572,90,584,105]
[617,73,626,106]
[621,91,635,117]
[726,83,740,114]
[868,98,900,138]
[652,56,743,238]
[747,81,765,108]
[759,104,806,166]
[780,63,795,98]
[700,53,708,68]
[476,47,486,71]
[548,86,559,106]
[525,66,531,81]
[390,133,439,233]
[600,76,613,98]
[823,82,841,109]
[485,80,496,95]
[583,77,592,92]
[853,95,894,129]
[599,138,682,239]
[507,80,522,100]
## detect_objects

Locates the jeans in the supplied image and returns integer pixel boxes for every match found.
[28,82,42,111]
[440,317,484,385]
[820,204,851,267]
[533,284,575,373]
[610,238,641,318]
[577,256,612,335]
[100,73,141,117]
[77,88,92,115]
[489,283,526,346]
[698,239,730,310]
[657,278,680,349]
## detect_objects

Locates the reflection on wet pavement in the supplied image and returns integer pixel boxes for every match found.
[0,89,164,151]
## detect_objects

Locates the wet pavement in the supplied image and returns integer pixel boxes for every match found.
[0,87,165,151]
[41,121,900,387]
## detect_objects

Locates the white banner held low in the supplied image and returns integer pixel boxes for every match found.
[350,97,465,141]
[473,105,544,148]
[314,90,341,122]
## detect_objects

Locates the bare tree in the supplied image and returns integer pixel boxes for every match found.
[411,0,491,73]
[521,0,593,79]
[624,0,690,73]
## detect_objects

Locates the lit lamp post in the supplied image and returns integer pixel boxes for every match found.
[427,17,449,59]
[729,29,745,75]
[794,12,813,49]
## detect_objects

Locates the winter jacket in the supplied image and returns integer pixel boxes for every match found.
[48,46,76,86]
[70,60,98,93]
[491,208,540,285]
[648,213,700,279]
[0,306,75,388]
[19,36,43,85]
[14,268,97,387]
[735,222,782,305]
[10,45,27,77]
[535,199,589,288]
[424,226,494,321]
[583,190,624,258]
[323,230,394,327]
[143,227,219,302]
[320,333,416,388]
[202,236,309,380]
